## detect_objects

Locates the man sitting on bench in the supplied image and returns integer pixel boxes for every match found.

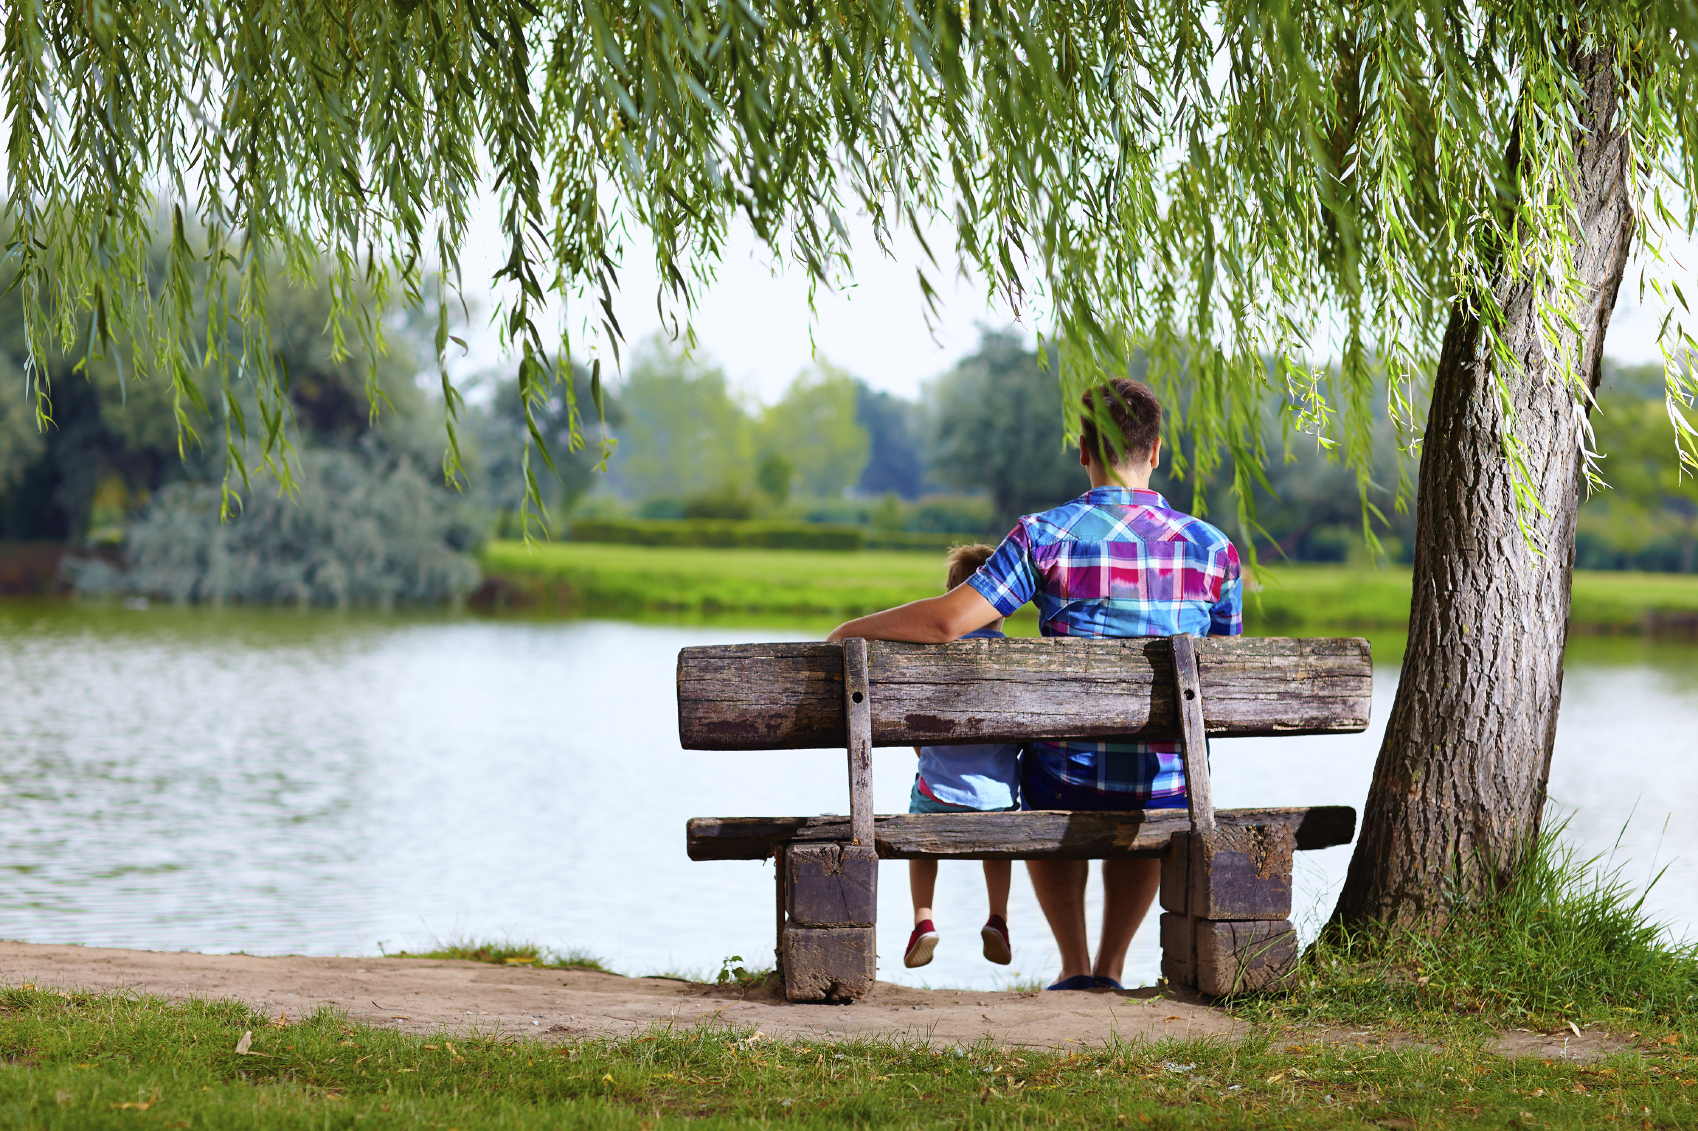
[826,377,1243,991]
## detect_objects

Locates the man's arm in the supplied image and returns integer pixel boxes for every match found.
[825,583,1002,643]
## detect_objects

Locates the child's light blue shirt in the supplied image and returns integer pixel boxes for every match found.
[915,627,1022,810]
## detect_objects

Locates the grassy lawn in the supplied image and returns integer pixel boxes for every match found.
[2,987,1694,1130]
[480,541,1698,633]
[4,822,1696,1129]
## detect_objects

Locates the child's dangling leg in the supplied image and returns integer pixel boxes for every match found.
[905,860,940,968]
[981,860,1012,964]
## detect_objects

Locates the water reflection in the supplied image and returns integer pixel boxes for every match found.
[0,602,1692,991]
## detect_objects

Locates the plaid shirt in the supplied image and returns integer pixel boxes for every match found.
[967,487,1243,799]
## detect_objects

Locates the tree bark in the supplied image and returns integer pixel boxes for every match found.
[1331,46,1634,926]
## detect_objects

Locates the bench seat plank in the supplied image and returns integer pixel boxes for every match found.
[677,636,1371,750]
[687,805,1355,861]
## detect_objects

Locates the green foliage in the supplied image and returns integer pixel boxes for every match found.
[613,342,755,505]
[755,452,794,506]
[758,364,870,500]
[1,988,1694,1130]
[566,517,864,550]
[682,487,757,521]
[17,0,1698,540]
[609,343,870,509]
[68,445,482,608]
[795,492,994,535]
[712,955,775,987]
[1166,402,1419,565]
[1581,365,1698,572]
[929,330,1088,531]
[1248,825,1698,1038]
[856,383,928,499]
[468,364,626,533]
[0,263,442,544]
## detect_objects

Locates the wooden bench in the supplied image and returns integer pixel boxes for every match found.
[678,634,1372,1002]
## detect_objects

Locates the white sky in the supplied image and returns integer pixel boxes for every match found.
[449,189,1693,407]
[450,193,1031,405]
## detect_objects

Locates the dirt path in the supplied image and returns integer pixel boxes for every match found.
[0,941,1240,1049]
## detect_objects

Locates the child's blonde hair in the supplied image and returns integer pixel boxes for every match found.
[945,543,997,591]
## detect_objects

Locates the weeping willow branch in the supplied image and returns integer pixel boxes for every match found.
[5,1,1698,538]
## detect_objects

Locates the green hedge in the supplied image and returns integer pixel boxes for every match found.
[863,530,988,551]
[566,518,866,550]
[564,519,992,553]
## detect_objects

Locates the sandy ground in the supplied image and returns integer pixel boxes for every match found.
[0,940,1238,1049]
[0,941,1636,1060]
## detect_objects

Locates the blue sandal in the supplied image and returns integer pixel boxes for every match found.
[1046,974,1096,991]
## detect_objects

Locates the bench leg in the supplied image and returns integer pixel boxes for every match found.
[777,843,877,1003]
[1160,827,1298,996]
[1160,913,1297,995]
[774,846,788,982]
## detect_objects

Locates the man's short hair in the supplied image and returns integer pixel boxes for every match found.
[945,543,997,591]
[1079,378,1163,468]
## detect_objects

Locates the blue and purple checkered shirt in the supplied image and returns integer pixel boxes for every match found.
[967,487,1243,800]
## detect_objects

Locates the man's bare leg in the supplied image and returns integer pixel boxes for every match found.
[1026,859,1092,981]
[1092,858,1161,984]
[909,859,938,925]
[982,860,1011,919]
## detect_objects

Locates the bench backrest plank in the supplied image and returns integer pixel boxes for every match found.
[678,635,1371,751]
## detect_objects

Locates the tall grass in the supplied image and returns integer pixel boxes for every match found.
[389,939,610,972]
[1254,825,1698,1035]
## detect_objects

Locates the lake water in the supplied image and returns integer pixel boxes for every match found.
[2,603,1695,992]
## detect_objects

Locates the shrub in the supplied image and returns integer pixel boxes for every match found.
[566,517,863,550]
[681,485,756,520]
[68,445,481,607]
[862,530,976,551]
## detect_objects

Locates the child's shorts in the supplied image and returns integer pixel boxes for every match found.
[908,774,1018,814]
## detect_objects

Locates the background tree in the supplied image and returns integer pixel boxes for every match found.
[470,364,625,531]
[755,453,795,508]
[0,265,446,548]
[609,342,753,505]
[13,2,1698,926]
[930,329,1087,534]
[758,364,870,500]
[855,383,927,499]
[1579,365,1698,573]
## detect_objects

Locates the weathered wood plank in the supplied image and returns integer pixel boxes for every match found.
[677,636,1371,750]
[686,805,1356,861]
[842,638,875,848]
[1171,634,1216,832]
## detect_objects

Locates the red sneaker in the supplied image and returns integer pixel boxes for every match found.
[904,920,940,968]
[982,914,1012,965]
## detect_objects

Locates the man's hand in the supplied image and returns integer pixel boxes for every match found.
[825,584,1002,644]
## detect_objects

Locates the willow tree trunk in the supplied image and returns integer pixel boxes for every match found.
[1331,47,1634,926]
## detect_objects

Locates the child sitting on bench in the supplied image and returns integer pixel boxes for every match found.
[903,543,1021,969]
